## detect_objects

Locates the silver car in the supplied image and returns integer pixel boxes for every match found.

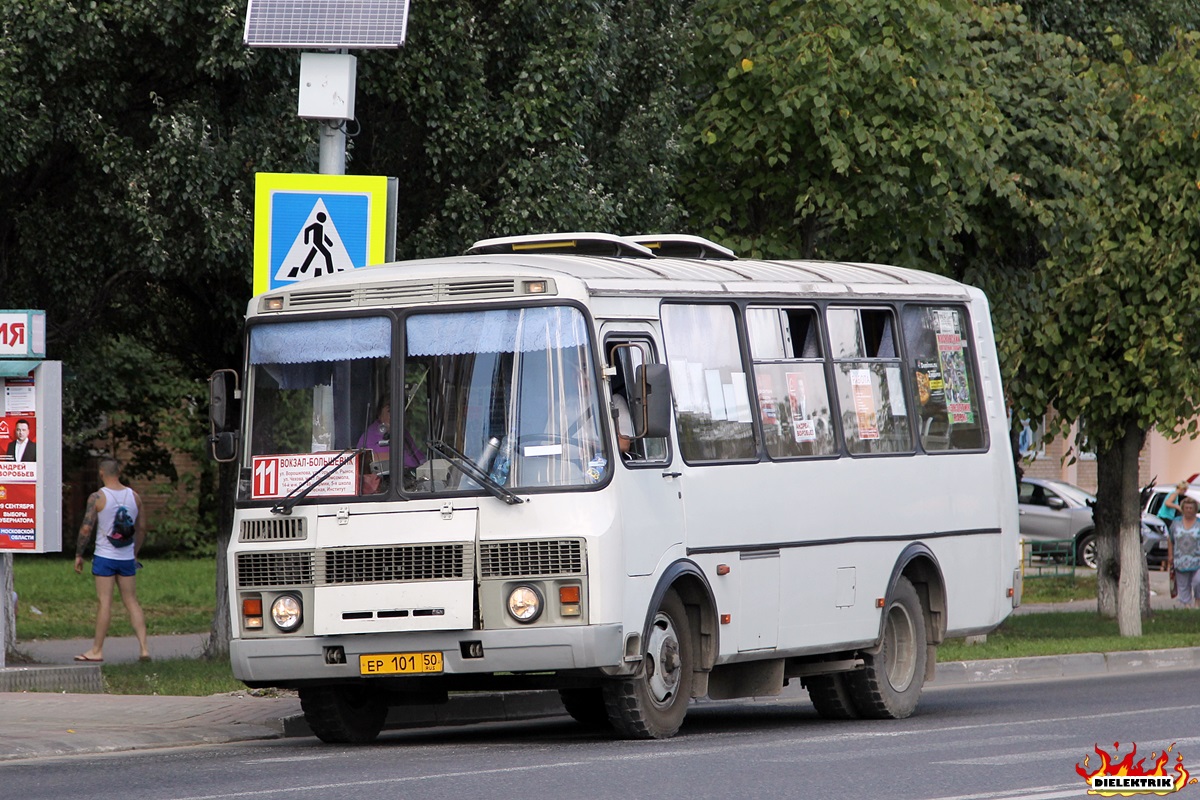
[1018,477,1166,569]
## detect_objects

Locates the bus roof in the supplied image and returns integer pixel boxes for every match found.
[253,251,974,316]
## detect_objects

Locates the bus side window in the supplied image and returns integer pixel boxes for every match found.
[827,307,913,456]
[661,304,757,462]
[746,306,837,459]
[901,305,986,452]
[607,338,668,464]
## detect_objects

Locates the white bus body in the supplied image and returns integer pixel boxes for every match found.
[215,233,1021,742]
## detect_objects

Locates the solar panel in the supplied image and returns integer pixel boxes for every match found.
[244,0,410,48]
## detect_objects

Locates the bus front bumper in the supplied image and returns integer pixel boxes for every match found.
[230,623,625,685]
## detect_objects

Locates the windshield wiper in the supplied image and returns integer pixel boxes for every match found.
[271,447,363,515]
[425,440,523,505]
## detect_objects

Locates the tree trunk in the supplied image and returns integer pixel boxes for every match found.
[204,458,239,659]
[1093,422,1147,635]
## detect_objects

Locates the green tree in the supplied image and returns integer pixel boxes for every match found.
[353,0,693,254]
[1,0,697,654]
[1004,31,1200,635]
[0,0,311,474]
[1021,0,1200,62]
[684,0,1101,286]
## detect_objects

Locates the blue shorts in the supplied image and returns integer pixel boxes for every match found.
[92,555,137,578]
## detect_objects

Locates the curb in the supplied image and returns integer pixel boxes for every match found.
[929,646,1200,687]
[0,664,102,693]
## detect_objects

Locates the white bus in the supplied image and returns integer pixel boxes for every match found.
[208,232,1021,743]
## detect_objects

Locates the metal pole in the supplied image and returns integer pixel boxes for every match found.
[318,120,346,175]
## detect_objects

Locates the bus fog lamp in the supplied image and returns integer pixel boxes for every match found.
[507,585,543,623]
[270,595,303,632]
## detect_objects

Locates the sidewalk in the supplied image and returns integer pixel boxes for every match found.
[2,571,1196,763]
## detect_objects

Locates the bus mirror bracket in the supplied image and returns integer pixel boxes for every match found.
[633,363,671,439]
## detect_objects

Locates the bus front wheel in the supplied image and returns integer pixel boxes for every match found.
[299,684,388,744]
[558,688,611,729]
[805,671,860,720]
[846,576,927,719]
[603,591,693,739]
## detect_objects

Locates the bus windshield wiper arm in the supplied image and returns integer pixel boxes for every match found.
[425,440,523,505]
[271,447,363,515]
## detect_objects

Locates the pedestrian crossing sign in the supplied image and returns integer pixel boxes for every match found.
[253,173,390,295]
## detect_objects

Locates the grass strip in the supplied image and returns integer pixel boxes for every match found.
[14,556,215,640]
[102,656,245,696]
[939,608,1200,661]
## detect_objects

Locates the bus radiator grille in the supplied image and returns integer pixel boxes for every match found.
[236,551,315,588]
[318,543,473,584]
[479,539,586,579]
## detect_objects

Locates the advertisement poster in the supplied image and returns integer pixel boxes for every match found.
[0,480,36,549]
[850,369,880,440]
[935,312,974,423]
[786,372,816,443]
[0,390,37,549]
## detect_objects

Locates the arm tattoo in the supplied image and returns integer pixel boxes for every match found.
[75,491,100,558]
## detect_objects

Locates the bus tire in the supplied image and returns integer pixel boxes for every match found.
[603,591,693,739]
[847,576,927,719]
[299,684,388,744]
[805,672,861,720]
[558,688,612,729]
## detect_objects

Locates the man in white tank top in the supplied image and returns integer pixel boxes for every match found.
[72,457,150,662]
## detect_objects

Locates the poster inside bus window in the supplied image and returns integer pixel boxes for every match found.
[933,310,974,424]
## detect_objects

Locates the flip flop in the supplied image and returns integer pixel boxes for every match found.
[138,655,152,663]
[73,654,103,662]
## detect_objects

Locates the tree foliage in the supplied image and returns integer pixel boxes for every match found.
[1004,31,1200,634]
[354,0,693,256]
[684,0,1101,282]
[0,0,312,482]
[1021,0,1200,62]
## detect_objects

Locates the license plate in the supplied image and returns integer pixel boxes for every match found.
[359,651,444,675]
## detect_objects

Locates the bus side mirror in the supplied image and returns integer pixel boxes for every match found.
[633,363,671,439]
[208,369,241,462]
[210,431,240,462]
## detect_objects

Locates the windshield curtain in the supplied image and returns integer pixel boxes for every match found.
[403,305,607,494]
[245,316,392,501]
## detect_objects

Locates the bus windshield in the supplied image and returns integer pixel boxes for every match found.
[404,305,607,494]
[243,306,607,502]
[245,316,391,501]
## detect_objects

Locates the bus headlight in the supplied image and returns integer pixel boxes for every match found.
[506,585,543,623]
[270,594,303,632]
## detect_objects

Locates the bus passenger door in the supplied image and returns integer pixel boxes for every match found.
[603,328,686,577]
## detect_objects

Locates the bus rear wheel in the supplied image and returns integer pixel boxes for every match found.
[603,591,693,739]
[299,684,388,744]
[846,576,927,719]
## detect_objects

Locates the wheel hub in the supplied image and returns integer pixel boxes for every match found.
[645,612,681,705]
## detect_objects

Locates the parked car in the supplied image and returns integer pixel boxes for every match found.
[1018,477,1166,569]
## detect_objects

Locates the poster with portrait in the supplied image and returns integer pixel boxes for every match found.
[0,375,38,549]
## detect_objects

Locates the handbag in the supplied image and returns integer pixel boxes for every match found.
[1170,565,1179,599]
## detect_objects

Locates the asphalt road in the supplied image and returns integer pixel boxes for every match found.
[4,668,1198,800]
